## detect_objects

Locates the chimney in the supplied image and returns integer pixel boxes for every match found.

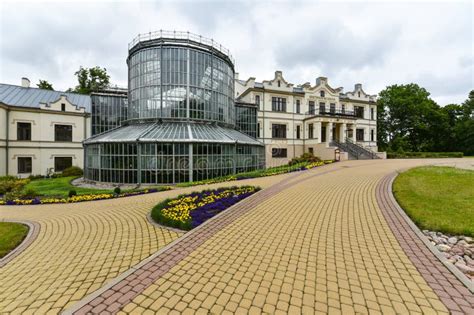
[21,77,30,88]
[316,77,327,86]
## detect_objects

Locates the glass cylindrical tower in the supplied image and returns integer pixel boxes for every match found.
[84,31,264,184]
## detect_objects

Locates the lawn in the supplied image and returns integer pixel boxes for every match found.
[22,176,112,198]
[0,222,29,258]
[393,166,474,237]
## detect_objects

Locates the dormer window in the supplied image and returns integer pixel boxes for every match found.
[320,91,325,98]
[277,80,281,87]
[358,92,361,97]
[61,103,66,111]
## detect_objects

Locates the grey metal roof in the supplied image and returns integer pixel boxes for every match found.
[0,84,91,112]
[84,122,263,146]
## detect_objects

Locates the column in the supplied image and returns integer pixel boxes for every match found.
[352,124,356,142]
[326,122,333,147]
[315,122,322,144]
[339,123,345,142]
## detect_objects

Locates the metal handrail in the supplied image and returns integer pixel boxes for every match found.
[305,109,356,117]
[345,138,378,159]
[128,30,234,65]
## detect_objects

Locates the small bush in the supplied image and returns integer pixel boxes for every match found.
[28,174,45,181]
[114,187,121,195]
[61,166,83,177]
[0,178,30,195]
[289,153,321,165]
[22,187,38,199]
[68,190,77,197]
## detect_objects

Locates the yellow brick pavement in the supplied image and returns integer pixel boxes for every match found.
[2,159,471,313]
[120,159,465,314]
[0,172,295,313]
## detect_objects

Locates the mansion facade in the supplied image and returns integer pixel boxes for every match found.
[236,71,382,167]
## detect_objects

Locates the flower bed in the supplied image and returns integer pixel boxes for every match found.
[177,160,335,187]
[151,186,260,230]
[0,187,172,206]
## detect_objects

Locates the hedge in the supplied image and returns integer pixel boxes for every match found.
[387,152,464,159]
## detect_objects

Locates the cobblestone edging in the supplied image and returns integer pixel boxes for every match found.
[376,173,474,314]
[0,219,40,268]
[66,164,357,314]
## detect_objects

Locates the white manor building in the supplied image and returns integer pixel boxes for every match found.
[0,79,91,177]
[236,71,383,167]
[0,72,382,177]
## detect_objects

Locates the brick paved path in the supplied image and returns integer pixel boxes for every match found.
[70,159,472,314]
[1,159,473,314]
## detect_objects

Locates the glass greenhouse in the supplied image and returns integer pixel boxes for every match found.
[84,31,264,184]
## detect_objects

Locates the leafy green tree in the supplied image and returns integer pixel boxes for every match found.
[72,66,110,94]
[37,79,54,90]
[454,91,474,155]
[377,84,442,152]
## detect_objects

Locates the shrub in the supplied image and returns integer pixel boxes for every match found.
[68,190,77,197]
[28,174,45,180]
[61,166,83,177]
[289,153,321,165]
[22,188,38,199]
[114,187,121,195]
[0,178,30,195]
[387,152,464,159]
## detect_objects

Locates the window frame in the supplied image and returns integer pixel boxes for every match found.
[308,123,314,139]
[356,128,365,141]
[271,97,287,112]
[17,122,31,141]
[54,156,73,172]
[271,124,287,139]
[54,124,73,142]
[272,148,287,158]
[18,157,32,174]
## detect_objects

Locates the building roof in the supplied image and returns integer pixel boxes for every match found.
[0,84,91,112]
[84,121,263,146]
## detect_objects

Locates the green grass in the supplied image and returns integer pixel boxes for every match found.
[22,176,112,198]
[393,166,474,237]
[0,222,29,258]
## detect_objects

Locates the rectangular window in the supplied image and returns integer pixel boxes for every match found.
[371,108,375,120]
[355,106,364,119]
[308,101,315,115]
[271,124,286,139]
[257,122,260,138]
[319,102,325,114]
[296,125,301,139]
[271,97,287,112]
[55,157,72,172]
[17,122,31,141]
[371,129,375,141]
[61,103,66,111]
[296,100,300,114]
[272,148,287,158]
[255,95,260,106]
[356,129,365,141]
[308,123,314,139]
[18,157,32,174]
[321,126,327,142]
[55,124,73,142]
[330,103,336,113]
[309,148,314,155]
[342,104,346,114]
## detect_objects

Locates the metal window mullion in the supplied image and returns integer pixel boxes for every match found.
[186,48,190,120]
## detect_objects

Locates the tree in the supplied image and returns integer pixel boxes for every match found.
[72,66,110,94]
[377,84,442,152]
[37,80,54,90]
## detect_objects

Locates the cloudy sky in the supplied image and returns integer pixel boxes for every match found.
[0,0,472,105]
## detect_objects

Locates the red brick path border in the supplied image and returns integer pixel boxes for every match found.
[376,172,474,314]
[70,165,357,314]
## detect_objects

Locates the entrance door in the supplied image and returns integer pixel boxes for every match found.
[321,126,326,142]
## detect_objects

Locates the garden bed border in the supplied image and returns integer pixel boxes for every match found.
[0,219,40,268]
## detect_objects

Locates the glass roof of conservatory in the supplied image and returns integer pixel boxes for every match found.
[84,122,263,146]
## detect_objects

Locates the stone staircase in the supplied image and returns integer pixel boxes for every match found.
[331,138,380,160]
